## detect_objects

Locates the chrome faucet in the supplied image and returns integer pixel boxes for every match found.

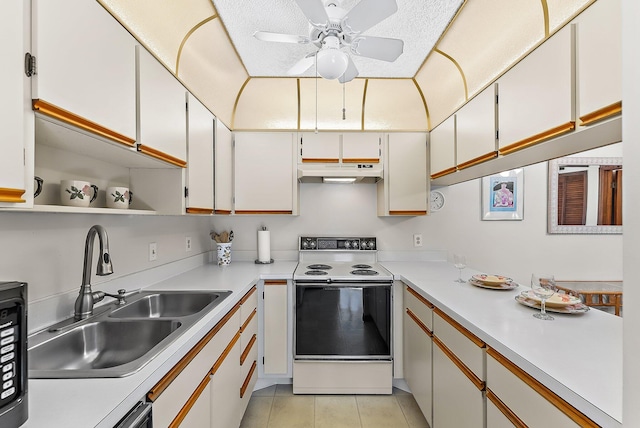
[74,225,114,320]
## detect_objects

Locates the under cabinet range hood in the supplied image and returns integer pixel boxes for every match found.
[297,162,383,183]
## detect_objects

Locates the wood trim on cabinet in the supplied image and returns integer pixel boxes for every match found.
[32,99,136,148]
[433,335,485,391]
[0,188,26,203]
[406,309,433,337]
[580,101,622,126]
[499,122,576,156]
[234,210,293,215]
[431,166,457,180]
[457,151,499,170]
[137,144,187,168]
[168,374,211,428]
[147,302,241,401]
[486,388,527,428]
[212,331,241,375]
[433,307,485,348]
[406,286,434,308]
[240,361,258,398]
[486,347,600,428]
[240,286,257,304]
[301,158,340,163]
[342,158,380,164]
[214,209,232,215]
[240,334,257,366]
[185,207,214,215]
[240,309,257,333]
[264,280,288,285]
[389,210,427,216]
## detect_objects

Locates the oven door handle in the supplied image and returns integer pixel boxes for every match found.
[296,282,392,288]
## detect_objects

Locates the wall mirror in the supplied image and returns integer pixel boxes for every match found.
[548,151,622,234]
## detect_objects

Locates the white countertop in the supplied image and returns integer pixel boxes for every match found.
[381,261,622,428]
[24,261,297,428]
[24,260,622,428]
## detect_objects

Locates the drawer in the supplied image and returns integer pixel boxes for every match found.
[404,285,433,330]
[240,360,258,409]
[433,309,485,380]
[487,349,597,427]
[241,336,257,381]
[240,286,258,324]
[149,305,241,428]
[241,309,257,352]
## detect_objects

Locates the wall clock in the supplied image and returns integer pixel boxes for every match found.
[430,190,445,212]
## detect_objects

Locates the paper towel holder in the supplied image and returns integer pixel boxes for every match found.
[256,226,274,264]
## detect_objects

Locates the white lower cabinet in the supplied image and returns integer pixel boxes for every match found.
[403,286,433,426]
[262,280,290,376]
[210,334,242,428]
[486,348,598,427]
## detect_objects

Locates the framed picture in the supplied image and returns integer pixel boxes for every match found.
[481,169,524,220]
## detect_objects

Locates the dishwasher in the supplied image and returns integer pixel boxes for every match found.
[114,401,152,428]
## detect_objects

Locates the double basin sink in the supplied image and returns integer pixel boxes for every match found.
[28,290,232,378]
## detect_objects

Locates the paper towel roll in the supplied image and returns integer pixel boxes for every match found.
[257,230,271,262]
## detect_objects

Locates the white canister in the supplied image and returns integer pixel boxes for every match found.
[106,186,133,209]
[217,242,232,266]
[60,180,98,207]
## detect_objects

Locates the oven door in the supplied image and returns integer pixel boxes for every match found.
[294,282,392,360]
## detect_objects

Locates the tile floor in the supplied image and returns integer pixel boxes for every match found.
[239,384,430,428]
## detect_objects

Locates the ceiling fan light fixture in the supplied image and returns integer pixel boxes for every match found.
[317,48,349,79]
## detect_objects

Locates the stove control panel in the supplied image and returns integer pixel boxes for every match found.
[300,237,376,251]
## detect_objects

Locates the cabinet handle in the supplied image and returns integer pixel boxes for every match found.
[499,122,576,156]
[457,151,499,170]
[0,188,26,203]
[186,207,214,215]
[431,167,457,180]
[137,144,187,168]
[580,101,622,126]
[486,389,527,428]
[240,361,257,398]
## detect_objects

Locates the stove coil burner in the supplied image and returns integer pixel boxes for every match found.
[350,269,379,276]
[307,264,332,270]
[351,264,372,269]
[305,270,328,275]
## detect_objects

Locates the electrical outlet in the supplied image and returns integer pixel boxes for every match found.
[149,242,158,261]
[413,234,423,247]
[186,236,192,252]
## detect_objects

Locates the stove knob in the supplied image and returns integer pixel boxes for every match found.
[302,241,309,249]
[366,240,375,249]
[352,240,360,250]
[309,241,316,249]
[344,241,351,249]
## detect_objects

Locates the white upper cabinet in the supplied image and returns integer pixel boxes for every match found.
[576,0,622,125]
[456,84,497,168]
[0,0,28,204]
[342,133,381,163]
[498,25,575,155]
[234,133,297,214]
[136,46,187,167]
[186,93,214,214]
[214,120,233,214]
[429,115,456,179]
[31,0,137,144]
[300,133,340,162]
[377,133,428,216]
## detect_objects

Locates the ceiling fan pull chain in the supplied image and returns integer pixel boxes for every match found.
[342,81,346,120]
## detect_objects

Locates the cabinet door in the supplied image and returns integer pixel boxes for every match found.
[498,25,575,155]
[456,84,497,168]
[214,120,233,214]
[32,0,136,142]
[234,133,296,214]
[433,342,484,428]
[342,133,380,163]
[263,280,289,375]
[577,0,622,125]
[136,46,187,166]
[378,133,428,216]
[429,115,456,179]
[210,337,242,428]
[403,310,433,426]
[300,132,340,162]
[186,93,214,213]
[0,0,27,204]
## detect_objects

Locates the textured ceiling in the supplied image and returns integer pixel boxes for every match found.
[213,0,464,78]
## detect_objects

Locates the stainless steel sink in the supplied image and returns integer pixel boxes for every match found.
[109,291,231,319]
[28,289,232,378]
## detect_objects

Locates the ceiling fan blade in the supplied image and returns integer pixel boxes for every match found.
[341,0,398,35]
[295,0,330,28]
[287,53,316,76]
[350,36,404,62]
[253,31,310,44]
[339,56,359,83]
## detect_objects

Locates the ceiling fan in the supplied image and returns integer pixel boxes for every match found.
[253,0,404,82]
